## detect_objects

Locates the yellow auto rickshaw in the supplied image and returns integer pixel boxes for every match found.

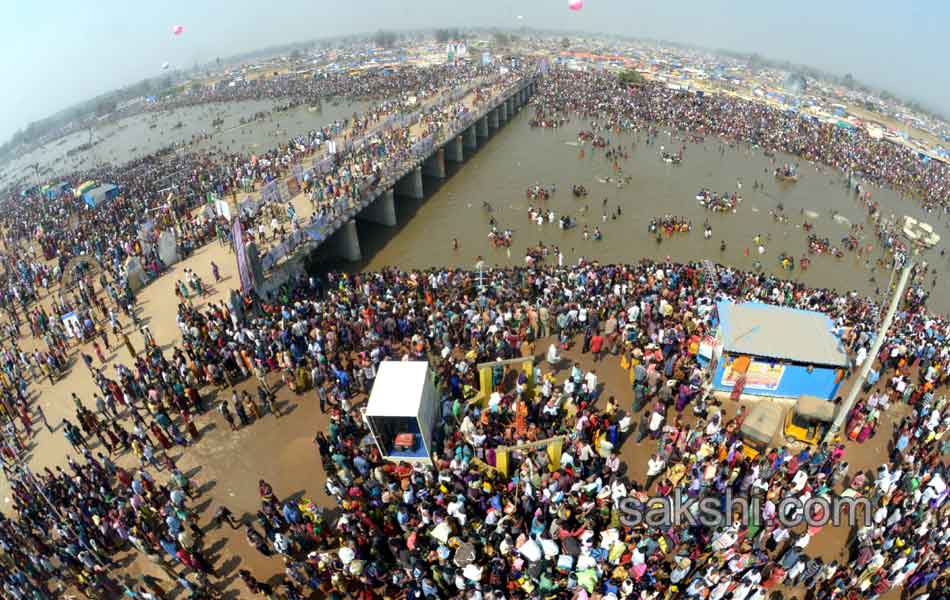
[739,402,784,459]
[784,395,837,446]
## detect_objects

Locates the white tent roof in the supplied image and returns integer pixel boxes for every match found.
[364,361,430,417]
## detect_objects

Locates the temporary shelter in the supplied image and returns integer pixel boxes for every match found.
[74,181,97,198]
[363,361,439,462]
[711,301,848,400]
[82,184,119,208]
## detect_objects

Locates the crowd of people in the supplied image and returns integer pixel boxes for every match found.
[0,250,947,598]
[0,63,525,334]
[532,70,950,211]
[0,61,949,600]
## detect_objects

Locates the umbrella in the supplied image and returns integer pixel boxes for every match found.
[454,542,476,567]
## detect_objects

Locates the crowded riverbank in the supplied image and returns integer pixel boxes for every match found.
[0,241,947,598]
[0,58,948,600]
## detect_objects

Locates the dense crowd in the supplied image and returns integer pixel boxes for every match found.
[0,254,948,598]
[0,63,523,333]
[1,60,949,600]
[147,64,490,115]
[533,70,950,210]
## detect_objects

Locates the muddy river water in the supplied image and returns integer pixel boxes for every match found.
[360,107,950,316]
[10,94,948,315]
[4,98,367,184]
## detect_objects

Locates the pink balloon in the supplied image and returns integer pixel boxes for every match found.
[568,0,583,11]
[172,25,184,35]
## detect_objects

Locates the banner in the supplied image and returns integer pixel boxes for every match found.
[214,199,232,221]
[286,177,300,198]
[232,218,252,293]
[721,360,785,392]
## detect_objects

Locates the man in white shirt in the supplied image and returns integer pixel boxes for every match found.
[584,370,598,396]
[646,454,665,489]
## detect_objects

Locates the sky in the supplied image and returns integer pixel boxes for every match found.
[1,0,944,142]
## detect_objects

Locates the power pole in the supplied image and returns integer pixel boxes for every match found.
[824,260,913,443]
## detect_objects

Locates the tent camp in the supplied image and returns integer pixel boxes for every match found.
[363,361,439,462]
[82,184,119,208]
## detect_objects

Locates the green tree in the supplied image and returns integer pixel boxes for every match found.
[842,73,856,88]
[618,70,644,85]
[560,37,570,49]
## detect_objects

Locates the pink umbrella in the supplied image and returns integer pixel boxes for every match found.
[172,25,184,35]
[568,0,584,11]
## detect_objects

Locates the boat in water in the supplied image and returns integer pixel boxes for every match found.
[903,216,941,248]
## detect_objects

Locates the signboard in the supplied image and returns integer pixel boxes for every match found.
[286,177,300,198]
[260,181,281,204]
[292,164,306,184]
[61,312,81,338]
[231,218,252,293]
[721,360,785,392]
[214,200,232,221]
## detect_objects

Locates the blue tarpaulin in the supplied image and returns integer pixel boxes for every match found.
[82,184,119,208]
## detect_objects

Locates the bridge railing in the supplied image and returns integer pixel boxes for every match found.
[259,75,537,272]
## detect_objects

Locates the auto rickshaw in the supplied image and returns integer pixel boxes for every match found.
[784,395,837,445]
[739,402,784,459]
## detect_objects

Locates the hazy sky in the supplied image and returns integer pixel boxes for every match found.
[2,0,943,141]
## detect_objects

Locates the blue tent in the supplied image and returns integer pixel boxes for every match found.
[82,184,119,208]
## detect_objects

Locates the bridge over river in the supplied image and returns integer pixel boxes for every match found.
[241,75,538,291]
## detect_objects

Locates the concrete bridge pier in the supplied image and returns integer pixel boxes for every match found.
[328,219,362,262]
[489,109,499,130]
[499,101,508,122]
[477,116,489,138]
[464,126,478,151]
[396,166,424,199]
[423,148,446,179]
[358,189,396,226]
[508,97,516,115]
[445,136,464,163]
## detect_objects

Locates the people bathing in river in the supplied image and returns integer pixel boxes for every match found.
[696,188,741,212]
[488,227,513,248]
[526,183,555,200]
[775,162,799,180]
[648,215,691,237]
[580,225,603,241]
[527,205,557,226]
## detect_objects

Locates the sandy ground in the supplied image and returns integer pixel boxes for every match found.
[4,225,907,599]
